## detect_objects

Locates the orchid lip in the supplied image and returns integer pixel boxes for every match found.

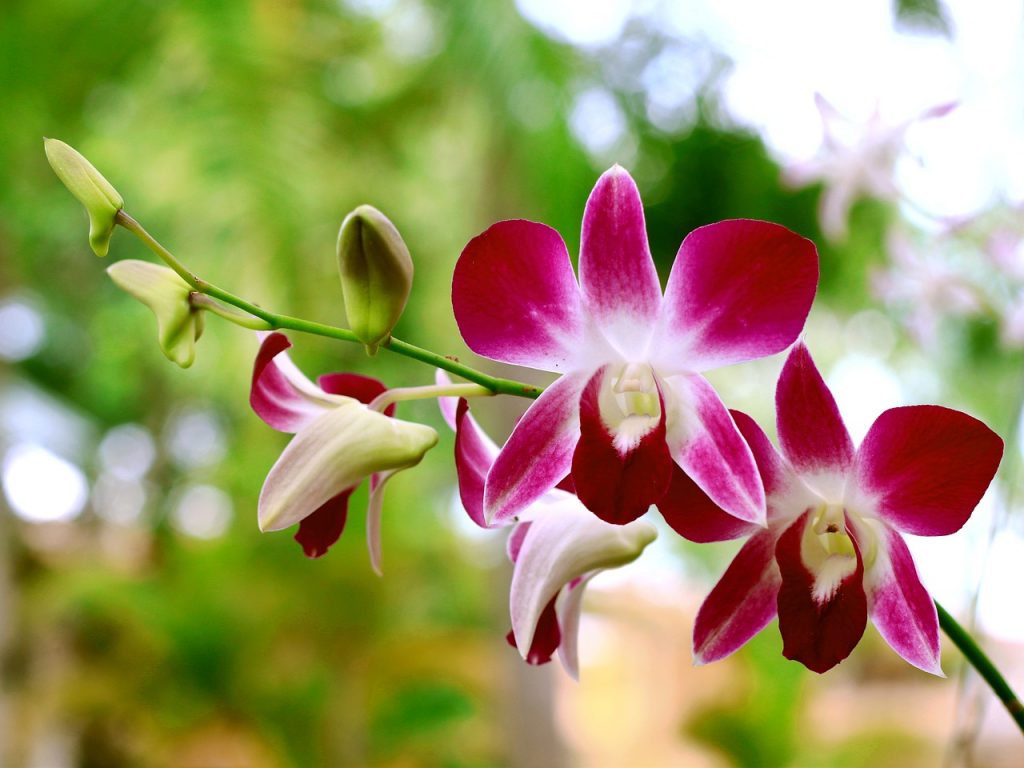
[799,500,882,605]
[599,362,662,454]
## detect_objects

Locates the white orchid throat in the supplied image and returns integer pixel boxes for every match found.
[799,501,877,605]
[599,363,662,454]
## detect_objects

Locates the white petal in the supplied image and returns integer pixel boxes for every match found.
[366,469,398,576]
[258,403,437,532]
[556,573,595,681]
[509,496,656,659]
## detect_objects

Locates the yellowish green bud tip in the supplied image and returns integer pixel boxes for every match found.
[107,260,203,368]
[337,205,413,355]
[44,138,124,257]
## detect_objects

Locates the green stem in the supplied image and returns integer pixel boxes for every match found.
[936,599,1024,734]
[116,211,543,399]
[189,293,273,330]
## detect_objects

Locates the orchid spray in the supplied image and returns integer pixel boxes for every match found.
[46,140,1024,736]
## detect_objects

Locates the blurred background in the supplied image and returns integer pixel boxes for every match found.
[2,0,1024,765]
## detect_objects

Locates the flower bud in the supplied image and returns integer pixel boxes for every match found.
[107,260,203,368]
[337,205,413,355]
[44,138,124,257]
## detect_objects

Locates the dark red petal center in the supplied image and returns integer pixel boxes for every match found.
[506,595,561,666]
[294,487,354,558]
[775,511,867,673]
[571,367,674,525]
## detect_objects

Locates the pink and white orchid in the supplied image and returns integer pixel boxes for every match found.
[251,332,438,568]
[784,94,956,240]
[692,343,1002,674]
[452,166,818,533]
[438,376,656,679]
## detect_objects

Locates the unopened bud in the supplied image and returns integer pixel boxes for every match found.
[107,260,203,368]
[44,138,124,257]
[337,205,413,355]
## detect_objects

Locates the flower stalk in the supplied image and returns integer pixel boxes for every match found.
[113,210,543,399]
[936,600,1024,733]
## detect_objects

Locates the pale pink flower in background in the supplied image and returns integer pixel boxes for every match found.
[984,226,1024,282]
[784,94,956,240]
[873,229,983,346]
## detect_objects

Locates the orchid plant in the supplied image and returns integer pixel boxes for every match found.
[45,138,1024,737]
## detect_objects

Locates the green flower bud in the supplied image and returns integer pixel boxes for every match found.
[107,260,203,368]
[44,138,124,257]
[337,205,413,355]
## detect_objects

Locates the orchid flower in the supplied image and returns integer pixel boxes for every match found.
[251,332,438,568]
[452,166,818,534]
[783,94,956,240]
[692,343,1002,674]
[438,375,656,679]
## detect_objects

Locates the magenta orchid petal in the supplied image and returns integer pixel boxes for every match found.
[693,530,781,664]
[509,496,656,658]
[317,372,394,415]
[255,332,330,398]
[454,398,501,529]
[436,369,460,430]
[775,512,867,673]
[572,366,674,525]
[484,372,587,524]
[665,374,766,526]
[776,343,855,476]
[655,220,818,372]
[293,488,353,559]
[578,166,661,352]
[438,394,458,431]
[864,522,943,675]
[251,332,339,433]
[657,463,757,543]
[854,405,1003,536]
[730,410,793,501]
[453,220,587,372]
